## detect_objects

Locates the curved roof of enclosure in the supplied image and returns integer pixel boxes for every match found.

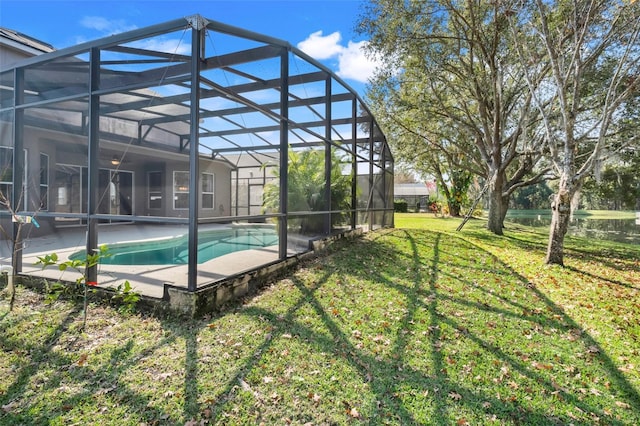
[0,14,391,170]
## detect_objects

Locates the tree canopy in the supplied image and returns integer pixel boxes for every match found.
[358,0,639,265]
[358,0,549,234]
[510,0,640,264]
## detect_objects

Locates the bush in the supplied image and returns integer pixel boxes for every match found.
[394,200,408,212]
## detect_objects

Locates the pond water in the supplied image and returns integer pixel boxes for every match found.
[506,212,640,245]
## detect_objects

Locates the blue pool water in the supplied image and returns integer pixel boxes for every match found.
[70,227,278,265]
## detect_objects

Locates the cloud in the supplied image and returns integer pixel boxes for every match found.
[80,16,138,35]
[336,40,381,83]
[297,30,344,60]
[297,31,381,84]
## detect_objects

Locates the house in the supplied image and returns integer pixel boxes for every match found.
[0,27,55,66]
[394,183,434,210]
[0,15,394,310]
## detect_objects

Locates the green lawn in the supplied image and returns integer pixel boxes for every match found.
[1,214,639,425]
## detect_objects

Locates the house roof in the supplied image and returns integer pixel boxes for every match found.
[0,27,55,54]
[394,183,431,197]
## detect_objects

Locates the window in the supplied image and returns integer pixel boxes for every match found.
[0,148,29,211]
[0,147,12,207]
[201,173,214,209]
[54,164,88,215]
[148,171,162,209]
[173,171,189,209]
[40,153,49,210]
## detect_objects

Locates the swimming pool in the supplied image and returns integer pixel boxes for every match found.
[69,227,279,265]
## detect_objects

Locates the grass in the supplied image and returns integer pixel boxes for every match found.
[1,213,639,425]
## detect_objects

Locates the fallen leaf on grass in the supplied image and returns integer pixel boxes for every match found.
[342,401,361,419]
[2,401,18,413]
[586,346,600,354]
[531,361,553,370]
[238,378,252,393]
[94,385,116,396]
[348,407,361,419]
[448,391,462,401]
[77,353,88,366]
[154,372,173,381]
[308,392,321,403]
[372,335,390,345]
[615,401,631,409]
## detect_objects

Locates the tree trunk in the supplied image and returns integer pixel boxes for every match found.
[448,201,461,217]
[487,184,507,235]
[545,189,572,265]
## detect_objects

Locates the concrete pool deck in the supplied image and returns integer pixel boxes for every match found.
[10,223,307,299]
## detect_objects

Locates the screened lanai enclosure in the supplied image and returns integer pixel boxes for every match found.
[0,15,393,299]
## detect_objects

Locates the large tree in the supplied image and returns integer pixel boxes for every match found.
[510,0,640,265]
[358,0,549,234]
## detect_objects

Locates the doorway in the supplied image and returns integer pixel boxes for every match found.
[98,169,133,216]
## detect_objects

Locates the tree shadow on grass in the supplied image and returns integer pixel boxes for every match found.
[564,264,640,291]
[458,233,640,411]
[0,305,83,424]
[0,300,198,425]
[1,227,638,424]
[460,224,639,295]
[201,228,638,424]
[323,228,638,423]
[485,225,640,276]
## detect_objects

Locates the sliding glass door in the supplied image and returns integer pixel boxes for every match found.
[98,169,133,216]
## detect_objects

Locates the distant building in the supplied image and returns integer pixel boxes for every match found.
[394,183,431,210]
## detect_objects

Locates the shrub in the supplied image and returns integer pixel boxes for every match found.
[394,200,408,212]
